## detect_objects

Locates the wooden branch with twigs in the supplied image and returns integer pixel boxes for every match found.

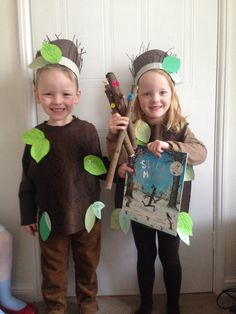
[104,72,138,189]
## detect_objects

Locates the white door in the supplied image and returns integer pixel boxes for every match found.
[27,0,217,295]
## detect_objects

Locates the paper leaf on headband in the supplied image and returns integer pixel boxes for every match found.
[135,120,151,144]
[40,43,62,64]
[163,56,180,73]
[84,155,107,176]
[91,201,105,219]
[39,211,51,241]
[110,208,122,230]
[28,56,49,70]
[21,128,50,163]
[119,211,131,234]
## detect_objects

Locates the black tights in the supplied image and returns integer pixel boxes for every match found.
[131,221,181,312]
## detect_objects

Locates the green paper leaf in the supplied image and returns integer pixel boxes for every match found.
[28,56,49,70]
[135,120,151,144]
[177,212,193,236]
[177,231,190,246]
[136,138,146,146]
[91,201,105,219]
[31,138,50,163]
[21,128,45,145]
[163,56,180,73]
[85,207,96,233]
[39,211,51,241]
[184,165,195,181]
[84,155,107,176]
[40,43,62,64]
[119,211,131,234]
[110,208,122,230]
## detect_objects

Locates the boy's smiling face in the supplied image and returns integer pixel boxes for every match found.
[34,67,80,126]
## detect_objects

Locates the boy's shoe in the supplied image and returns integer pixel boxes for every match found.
[0,303,36,314]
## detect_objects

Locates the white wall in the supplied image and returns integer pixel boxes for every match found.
[0,0,40,300]
[0,0,235,302]
[224,0,236,285]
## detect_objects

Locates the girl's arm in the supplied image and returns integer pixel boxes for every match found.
[167,126,207,165]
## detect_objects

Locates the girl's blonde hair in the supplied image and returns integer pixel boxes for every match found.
[133,69,187,133]
[34,64,79,90]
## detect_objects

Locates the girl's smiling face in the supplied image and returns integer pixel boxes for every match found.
[137,70,172,125]
[34,67,80,126]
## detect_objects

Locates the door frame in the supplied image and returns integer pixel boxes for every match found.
[17,0,227,297]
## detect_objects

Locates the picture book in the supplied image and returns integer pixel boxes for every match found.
[122,147,188,236]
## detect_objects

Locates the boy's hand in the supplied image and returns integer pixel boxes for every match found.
[23,224,38,236]
[109,113,129,134]
[147,140,170,158]
[118,163,134,179]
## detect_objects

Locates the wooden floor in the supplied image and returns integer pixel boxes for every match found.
[34,293,233,313]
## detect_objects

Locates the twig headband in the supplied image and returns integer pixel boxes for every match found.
[129,46,182,85]
[28,36,85,79]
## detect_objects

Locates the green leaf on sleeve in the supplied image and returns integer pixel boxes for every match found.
[135,120,151,144]
[21,128,50,163]
[21,128,45,145]
[30,138,50,163]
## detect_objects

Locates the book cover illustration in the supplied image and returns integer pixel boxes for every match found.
[122,147,188,236]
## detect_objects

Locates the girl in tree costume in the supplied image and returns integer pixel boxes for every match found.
[107,48,207,314]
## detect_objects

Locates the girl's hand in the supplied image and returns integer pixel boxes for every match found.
[23,224,38,236]
[109,113,129,134]
[118,163,134,179]
[147,140,170,158]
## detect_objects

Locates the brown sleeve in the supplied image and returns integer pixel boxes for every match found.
[167,126,207,165]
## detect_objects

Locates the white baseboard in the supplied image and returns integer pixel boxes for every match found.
[12,284,43,302]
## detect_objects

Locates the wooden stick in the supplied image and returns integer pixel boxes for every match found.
[105,84,137,189]
[105,73,137,155]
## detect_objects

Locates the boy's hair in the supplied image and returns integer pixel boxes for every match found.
[34,63,79,90]
[133,69,187,133]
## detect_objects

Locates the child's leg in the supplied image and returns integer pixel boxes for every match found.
[39,234,70,314]
[71,221,101,314]
[0,228,26,310]
[158,231,181,314]
[131,222,157,313]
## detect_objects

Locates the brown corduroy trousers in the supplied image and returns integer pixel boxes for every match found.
[39,222,101,314]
